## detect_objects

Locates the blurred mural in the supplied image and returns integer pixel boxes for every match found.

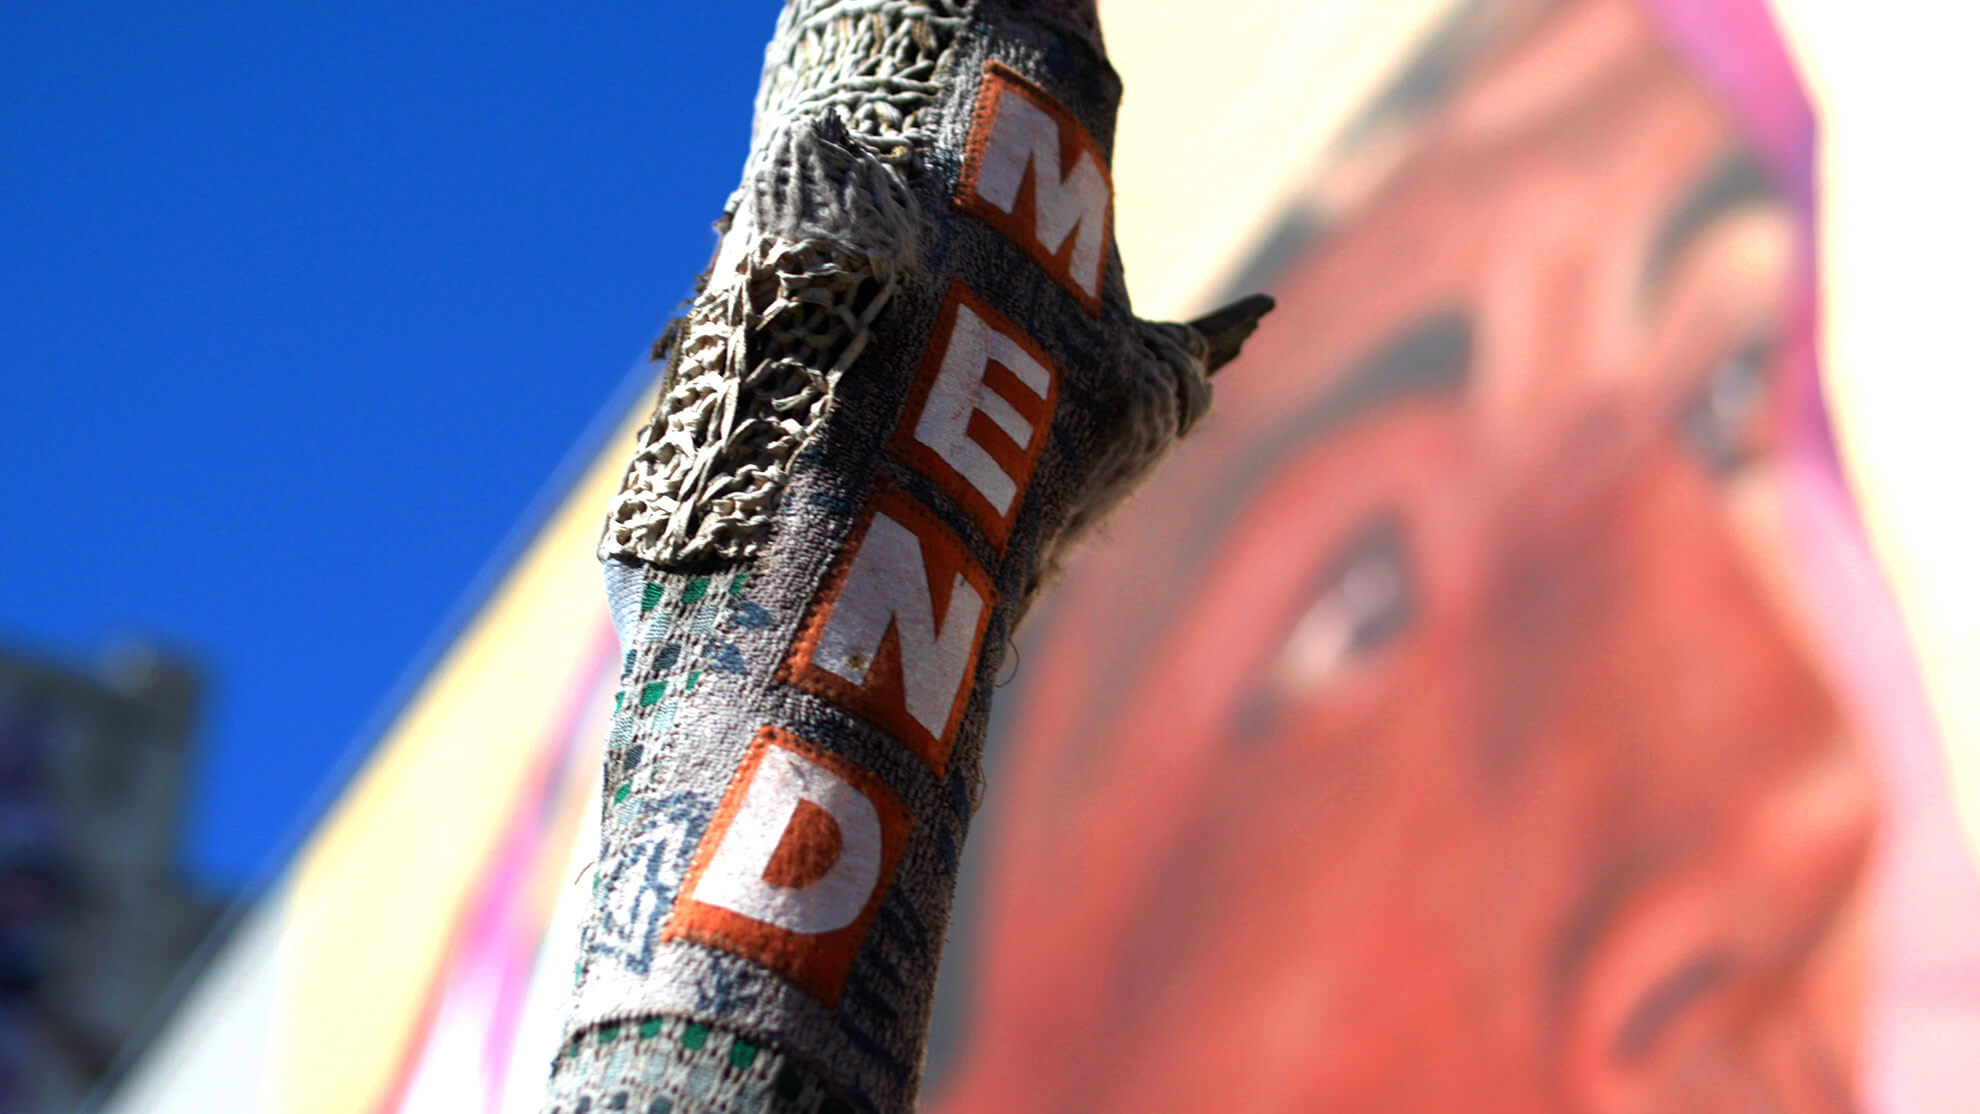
[97,0,1980,1112]
[0,643,218,1113]
[931,0,1882,1107]
[924,1,1980,1110]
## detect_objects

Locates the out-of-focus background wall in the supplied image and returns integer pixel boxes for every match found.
[1771,1,1980,857]
[3,1,1976,1111]
[922,3,1980,1110]
[1098,0,1980,855]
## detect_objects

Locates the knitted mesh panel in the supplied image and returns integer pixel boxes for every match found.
[600,2,966,567]
[754,0,970,151]
[602,119,922,565]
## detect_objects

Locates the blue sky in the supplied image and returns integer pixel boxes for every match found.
[2,2,775,891]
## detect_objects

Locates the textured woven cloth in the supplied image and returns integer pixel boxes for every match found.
[545,2,1268,1111]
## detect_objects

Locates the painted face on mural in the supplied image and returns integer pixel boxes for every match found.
[936,0,1878,1110]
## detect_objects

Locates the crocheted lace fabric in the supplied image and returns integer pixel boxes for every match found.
[601,1,967,567]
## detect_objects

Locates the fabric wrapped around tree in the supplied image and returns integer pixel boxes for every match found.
[544,2,1270,1112]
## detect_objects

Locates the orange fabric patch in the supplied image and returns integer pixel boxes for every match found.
[888,282,1061,550]
[763,799,843,890]
[664,726,910,1006]
[782,483,997,776]
[956,61,1114,315]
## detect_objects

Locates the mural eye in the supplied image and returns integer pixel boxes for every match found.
[1610,951,1735,1064]
[1679,334,1774,478]
[1271,515,1417,692]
